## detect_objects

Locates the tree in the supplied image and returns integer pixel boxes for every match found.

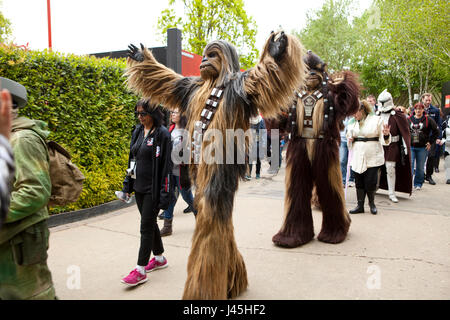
[294,0,357,73]
[361,0,450,106]
[0,2,12,42]
[157,0,259,69]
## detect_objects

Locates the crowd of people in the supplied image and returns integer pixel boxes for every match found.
[340,90,448,216]
[0,67,448,297]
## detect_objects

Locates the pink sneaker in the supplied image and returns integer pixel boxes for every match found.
[145,257,168,273]
[121,268,148,286]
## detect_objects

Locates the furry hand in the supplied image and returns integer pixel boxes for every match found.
[268,31,287,62]
[127,43,145,62]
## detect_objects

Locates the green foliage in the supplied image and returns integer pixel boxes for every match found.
[0,4,12,42]
[157,0,259,69]
[0,45,137,214]
[295,0,357,73]
[355,0,450,105]
[294,0,450,105]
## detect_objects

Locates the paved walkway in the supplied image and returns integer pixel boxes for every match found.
[48,159,450,300]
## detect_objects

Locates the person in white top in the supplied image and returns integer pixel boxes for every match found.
[347,100,391,214]
[160,108,196,236]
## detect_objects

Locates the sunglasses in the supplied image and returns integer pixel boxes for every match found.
[135,111,149,117]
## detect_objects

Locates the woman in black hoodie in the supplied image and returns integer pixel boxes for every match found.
[408,102,439,190]
[121,99,173,286]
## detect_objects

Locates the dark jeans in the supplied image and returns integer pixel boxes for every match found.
[425,143,436,177]
[135,192,164,266]
[411,146,428,187]
[248,160,261,176]
[249,143,261,176]
[162,175,195,219]
[354,166,380,192]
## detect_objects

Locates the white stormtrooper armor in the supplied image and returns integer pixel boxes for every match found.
[377,89,398,202]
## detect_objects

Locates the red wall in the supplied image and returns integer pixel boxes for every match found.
[181,49,246,76]
[181,50,202,76]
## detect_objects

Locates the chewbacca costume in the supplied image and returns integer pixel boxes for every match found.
[125,32,305,299]
[375,90,412,200]
[272,51,360,248]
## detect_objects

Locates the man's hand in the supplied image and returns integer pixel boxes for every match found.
[382,123,391,136]
[0,89,12,139]
[268,31,287,62]
[127,43,145,62]
[426,142,431,151]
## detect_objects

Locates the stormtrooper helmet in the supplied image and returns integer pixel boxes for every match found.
[377,89,394,112]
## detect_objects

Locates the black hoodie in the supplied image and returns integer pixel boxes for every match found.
[122,124,173,210]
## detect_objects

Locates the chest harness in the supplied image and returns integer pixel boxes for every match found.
[192,86,225,163]
[289,74,333,140]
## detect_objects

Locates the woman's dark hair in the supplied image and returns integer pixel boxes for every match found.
[135,99,164,127]
[173,112,188,129]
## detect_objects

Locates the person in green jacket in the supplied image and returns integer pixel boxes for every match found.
[0,77,56,300]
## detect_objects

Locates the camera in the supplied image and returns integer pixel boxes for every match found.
[126,160,136,179]
[115,191,132,204]
[126,167,136,179]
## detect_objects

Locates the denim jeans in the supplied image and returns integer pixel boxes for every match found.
[163,175,195,219]
[411,146,428,187]
[339,140,355,185]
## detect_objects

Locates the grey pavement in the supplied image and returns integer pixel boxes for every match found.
[48,158,450,300]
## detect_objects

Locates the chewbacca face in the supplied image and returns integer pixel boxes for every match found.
[305,70,324,90]
[303,50,327,90]
[200,41,240,83]
[200,47,222,80]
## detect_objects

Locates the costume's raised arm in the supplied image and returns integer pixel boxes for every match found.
[327,71,360,120]
[244,32,305,119]
[125,43,184,110]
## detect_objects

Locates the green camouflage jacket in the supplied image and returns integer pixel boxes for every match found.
[0,117,51,244]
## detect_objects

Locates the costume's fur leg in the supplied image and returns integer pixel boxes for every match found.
[273,138,314,248]
[314,139,351,244]
[311,185,321,210]
[183,165,247,299]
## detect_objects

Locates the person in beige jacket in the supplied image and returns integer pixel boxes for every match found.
[347,100,391,214]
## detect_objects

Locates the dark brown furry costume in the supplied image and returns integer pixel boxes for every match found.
[272,51,360,248]
[125,32,305,299]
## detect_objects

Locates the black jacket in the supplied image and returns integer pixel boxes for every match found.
[407,115,439,148]
[122,124,173,210]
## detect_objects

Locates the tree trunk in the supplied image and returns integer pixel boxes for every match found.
[424,59,430,93]
[407,81,412,108]
[402,65,413,108]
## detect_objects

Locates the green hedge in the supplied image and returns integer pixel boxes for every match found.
[0,44,137,214]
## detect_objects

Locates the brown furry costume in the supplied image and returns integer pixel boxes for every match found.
[125,32,305,299]
[272,51,360,248]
